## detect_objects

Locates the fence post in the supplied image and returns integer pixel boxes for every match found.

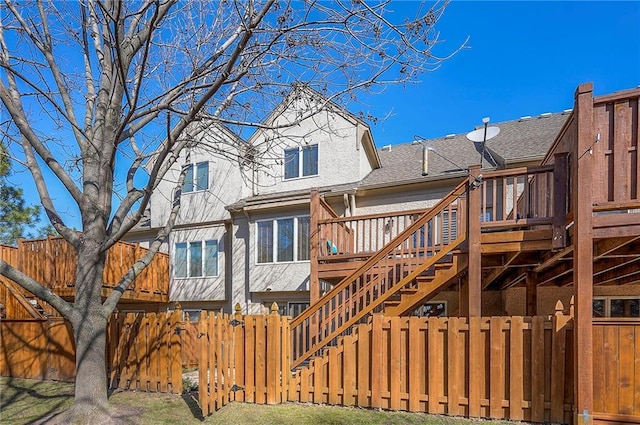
[550,300,567,423]
[266,302,281,404]
[171,304,183,394]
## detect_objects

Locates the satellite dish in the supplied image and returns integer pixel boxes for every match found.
[466,126,500,142]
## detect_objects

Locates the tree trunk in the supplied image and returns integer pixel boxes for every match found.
[64,238,112,424]
[69,310,109,421]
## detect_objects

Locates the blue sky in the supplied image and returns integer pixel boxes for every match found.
[365,1,640,146]
[8,1,640,231]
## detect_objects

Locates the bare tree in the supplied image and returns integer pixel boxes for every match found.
[0,0,458,422]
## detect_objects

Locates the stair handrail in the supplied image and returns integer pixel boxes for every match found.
[292,234,464,368]
[292,179,467,330]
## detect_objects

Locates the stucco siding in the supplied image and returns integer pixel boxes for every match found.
[252,99,364,194]
[355,185,455,215]
[150,144,249,228]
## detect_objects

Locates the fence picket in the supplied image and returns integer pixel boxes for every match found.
[370,314,383,408]
[509,316,524,420]
[408,317,421,412]
[390,316,401,410]
[427,317,442,413]
[446,317,461,416]
[468,316,482,417]
[489,317,505,418]
[342,333,356,406]
[531,316,545,422]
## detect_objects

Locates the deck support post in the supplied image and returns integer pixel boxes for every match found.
[525,269,537,316]
[462,165,482,317]
[572,82,594,425]
[310,189,321,305]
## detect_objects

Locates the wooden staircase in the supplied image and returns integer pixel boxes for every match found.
[291,180,468,367]
[0,275,48,319]
[384,252,468,316]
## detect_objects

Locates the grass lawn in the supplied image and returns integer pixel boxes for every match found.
[0,378,515,425]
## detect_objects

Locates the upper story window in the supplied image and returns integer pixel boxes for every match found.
[183,162,209,193]
[284,145,318,179]
[174,240,218,278]
[257,216,310,263]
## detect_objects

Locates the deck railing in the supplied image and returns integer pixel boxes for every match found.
[479,165,558,230]
[16,237,169,300]
[317,206,459,258]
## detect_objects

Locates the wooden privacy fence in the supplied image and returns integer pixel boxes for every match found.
[0,318,75,381]
[199,303,574,423]
[593,318,640,424]
[1,311,184,394]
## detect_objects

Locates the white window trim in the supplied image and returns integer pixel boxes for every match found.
[173,239,220,279]
[594,295,640,317]
[255,215,310,264]
[182,161,210,194]
[283,145,319,181]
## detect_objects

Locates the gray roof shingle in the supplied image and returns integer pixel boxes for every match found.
[361,112,569,187]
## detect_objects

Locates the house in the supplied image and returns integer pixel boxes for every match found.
[3,82,638,423]
[128,83,640,325]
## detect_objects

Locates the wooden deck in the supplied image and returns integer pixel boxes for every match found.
[306,84,640,424]
[0,238,169,318]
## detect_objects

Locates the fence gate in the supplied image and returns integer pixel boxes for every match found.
[592,318,640,423]
[198,304,290,415]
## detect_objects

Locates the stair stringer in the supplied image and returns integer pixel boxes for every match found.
[0,277,46,319]
[384,253,468,316]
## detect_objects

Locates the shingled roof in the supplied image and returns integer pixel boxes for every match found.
[361,111,570,187]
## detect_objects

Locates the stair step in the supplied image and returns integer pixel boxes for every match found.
[399,288,418,295]
[416,275,435,283]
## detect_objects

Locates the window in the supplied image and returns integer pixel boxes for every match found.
[257,216,310,263]
[593,296,640,317]
[276,302,310,319]
[413,301,447,317]
[441,210,457,244]
[183,162,209,193]
[182,309,201,322]
[174,240,218,278]
[284,145,318,179]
